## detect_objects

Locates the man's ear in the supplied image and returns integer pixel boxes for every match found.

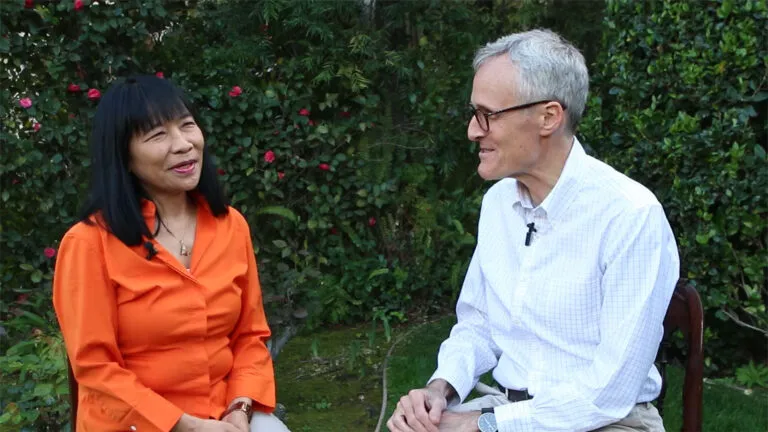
[539,102,566,137]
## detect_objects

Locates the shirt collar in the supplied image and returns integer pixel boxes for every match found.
[538,136,587,223]
[509,137,587,223]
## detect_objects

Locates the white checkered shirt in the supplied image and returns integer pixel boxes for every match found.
[430,138,680,431]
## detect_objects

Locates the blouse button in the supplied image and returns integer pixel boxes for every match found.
[130,426,137,431]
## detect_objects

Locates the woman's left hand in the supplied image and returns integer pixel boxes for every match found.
[222,411,249,432]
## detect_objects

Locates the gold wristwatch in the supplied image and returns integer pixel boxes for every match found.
[222,401,253,421]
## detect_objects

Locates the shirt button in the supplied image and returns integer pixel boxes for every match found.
[130,426,137,431]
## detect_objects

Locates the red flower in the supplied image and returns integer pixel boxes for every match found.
[340,111,351,118]
[228,86,242,97]
[68,113,76,119]
[33,122,41,132]
[330,227,339,235]
[16,294,29,303]
[308,120,316,126]
[273,130,280,136]
[44,247,57,258]
[264,150,276,164]
[12,178,20,185]
[19,97,32,109]
[24,0,33,9]
[318,163,330,171]
[217,168,226,176]
[368,217,377,227]
[67,83,81,93]
[278,172,285,180]
[74,0,83,11]
[87,88,101,100]
[155,71,164,78]
[298,108,310,117]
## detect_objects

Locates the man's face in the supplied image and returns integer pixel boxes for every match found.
[468,56,544,181]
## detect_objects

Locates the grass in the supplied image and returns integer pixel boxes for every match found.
[276,316,768,431]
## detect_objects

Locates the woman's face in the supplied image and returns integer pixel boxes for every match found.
[128,114,204,198]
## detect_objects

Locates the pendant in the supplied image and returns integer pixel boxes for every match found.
[179,241,190,257]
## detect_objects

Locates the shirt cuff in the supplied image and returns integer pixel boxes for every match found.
[495,400,534,432]
[427,370,475,407]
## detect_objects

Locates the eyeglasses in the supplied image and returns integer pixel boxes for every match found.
[469,100,566,132]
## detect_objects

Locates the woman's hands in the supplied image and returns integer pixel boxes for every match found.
[171,414,242,432]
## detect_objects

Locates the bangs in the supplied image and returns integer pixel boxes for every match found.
[115,76,195,136]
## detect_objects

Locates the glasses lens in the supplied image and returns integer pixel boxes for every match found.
[472,108,488,131]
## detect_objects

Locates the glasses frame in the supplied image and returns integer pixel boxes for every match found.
[470,99,567,132]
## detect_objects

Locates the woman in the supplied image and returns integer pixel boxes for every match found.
[53,75,290,432]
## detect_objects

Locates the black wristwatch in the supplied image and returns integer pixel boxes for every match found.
[477,407,497,432]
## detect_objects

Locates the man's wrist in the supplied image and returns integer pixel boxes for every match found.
[427,378,457,401]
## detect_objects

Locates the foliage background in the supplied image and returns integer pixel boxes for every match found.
[0,0,765,430]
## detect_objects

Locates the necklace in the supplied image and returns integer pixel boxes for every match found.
[159,214,194,257]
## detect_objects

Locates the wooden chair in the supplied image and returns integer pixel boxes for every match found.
[67,358,78,431]
[656,282,704,432]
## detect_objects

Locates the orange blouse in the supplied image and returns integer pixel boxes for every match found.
[53,199,275,432]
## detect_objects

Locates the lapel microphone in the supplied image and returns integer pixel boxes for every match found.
[525,222,536,246]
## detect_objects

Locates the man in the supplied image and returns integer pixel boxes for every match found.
[387,29,678,432]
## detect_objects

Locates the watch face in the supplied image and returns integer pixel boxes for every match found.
[478,412,497,432]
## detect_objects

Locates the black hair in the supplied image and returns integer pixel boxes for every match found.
[79,75,229,246]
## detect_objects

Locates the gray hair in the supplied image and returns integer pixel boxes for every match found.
[473,29,589,132]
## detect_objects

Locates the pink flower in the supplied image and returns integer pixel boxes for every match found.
[44,247,57,258]
[272,130,280,136]
[318,163,330,171]
[67,83,81,93]
[19,98,32,109]
[330,227,339,235]
[217,168,226,176]
[74,0,83,11]
[33,122,41,132]
[87,88,101,100]
[308,120,316,126]
[24,0,33,9]
[298,108,310,117]
[68,113,76,119]
[228,86,242,97]
[12,178,20,185]
[368,217,377,227]
[340,111,351,118]
[278,172,285,180]
[264,150,276,164]
[155,71,164,78]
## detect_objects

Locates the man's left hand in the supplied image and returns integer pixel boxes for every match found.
[222,411,249,432]
[438,411,481,432]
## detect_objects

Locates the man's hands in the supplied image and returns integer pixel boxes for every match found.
[437,411,481,432]
[386,379,458,432]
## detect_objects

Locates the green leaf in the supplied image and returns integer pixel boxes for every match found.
[272,239,288,248]
[19,263,34,271]
[368,268,389,280]
[33,383,54,398]
[255,206,298,223]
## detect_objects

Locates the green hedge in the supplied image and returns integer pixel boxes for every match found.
[1,0,765,430]
[581,0,768,370]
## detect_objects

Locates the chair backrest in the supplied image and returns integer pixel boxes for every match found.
[656,282,704,432]
[67,358,78,432]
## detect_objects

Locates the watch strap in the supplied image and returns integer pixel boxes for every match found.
[481,407,494,414]
[222,401,253,421]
